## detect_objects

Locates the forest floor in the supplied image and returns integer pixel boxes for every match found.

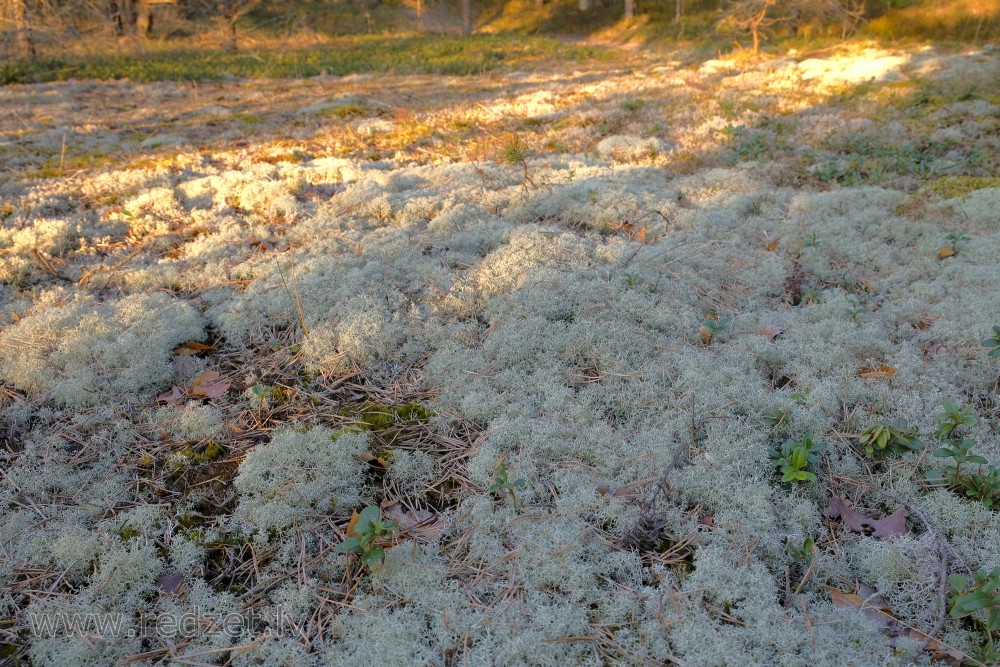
[2,39,1000,666]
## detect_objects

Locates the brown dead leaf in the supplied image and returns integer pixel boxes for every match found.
[380,499,442,541]
[830,587,964,666]
[765,239,780,252]
[762,325,785,340]
[157,386,185,403]
[190,370,231,399]
[157,573,185,597]
[938,246,955,259]
[360,452,389,468]
[173,341,216,356]
[345,510,361,538]
[826,497,907,539]
[698,326,712,345]
[858,365,896,380]
[924,341,947,355]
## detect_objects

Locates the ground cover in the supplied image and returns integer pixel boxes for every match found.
[1,40,999,666]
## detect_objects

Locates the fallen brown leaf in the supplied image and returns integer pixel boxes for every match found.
[173,341,216,356]
[157,573,185,597]
[381,499,442,541]
[762,325,785,340]
[938,246,955,259]
[765,240,779,252]
[698,325,712,345]
[190,370,231,399]
[345,510,361,538]
[830,587,964,666]
[858,365,896,380]
[826,497,907,539]
[157,386,185,403]
[360,452,389,468]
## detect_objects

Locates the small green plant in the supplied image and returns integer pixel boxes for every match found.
[698,314,732,345]
[927,438,1000,508]
[982,326,1000,358]
[500,135,536,188]
[935,401,978,439]
[858,418,922,458]
[949,567,1000,631]
[251,384,276,412]
[804,231,821,248]
[933,438,988,479]
[624,272,640,288]
[845,295,865,323]
[786,536,815,563]
[489,463,526,511]
[945,232,971,253]
[771,434,823,483]
[801,288,823,306]
[763,408,788,429]
[335,506,396,566]
[620,98,644,113]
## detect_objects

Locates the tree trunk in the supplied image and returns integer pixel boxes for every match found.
[416,0,423,31]
[674,0,681,23]
[135,0,153,36]
[535,0,543,8]
[752,24,760,54]
[461,0,472,35]
[624,0,634,19]
[225,14,238,50]
[578,0,591,11]
[12,0,36,60]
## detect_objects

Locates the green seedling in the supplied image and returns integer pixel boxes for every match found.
[251,384,276,412]
[489,463,526,511]
[764,408,788,429]
[335,506,396,566]
[949,567,1000,631]
[858,418,922,458]
[699,314,732,345]
[957,466,1000,509]
[935,401,977,439]
[624,272,640,288]
[933,438,988,479]
[771,434,823,483]
[926,438,1000,508]
[945,232,971,252]
[982,326,1000,358]
[786,536,815,564]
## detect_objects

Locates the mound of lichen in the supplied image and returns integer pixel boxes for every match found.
[1,45,999,667]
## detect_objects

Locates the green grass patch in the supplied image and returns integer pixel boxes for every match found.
[925,175,1000,199]
[0,35,610,84]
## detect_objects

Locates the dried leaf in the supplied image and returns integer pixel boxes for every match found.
[157,573,185,597]
[157,386,185,403]
[858,365,896,380]
[173,341,216,356]
[345,510,361,538]
[360,452,389,468]
[830,587,964,666]
[762,325,785,340]
[189,370,231,399]
[380,500,441,541]
[636,226,647,244]
[698,326,712,345]
[924,341,947,355]
[765,240,779,252]
[938,246,955,259]
[826,497,907,538]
